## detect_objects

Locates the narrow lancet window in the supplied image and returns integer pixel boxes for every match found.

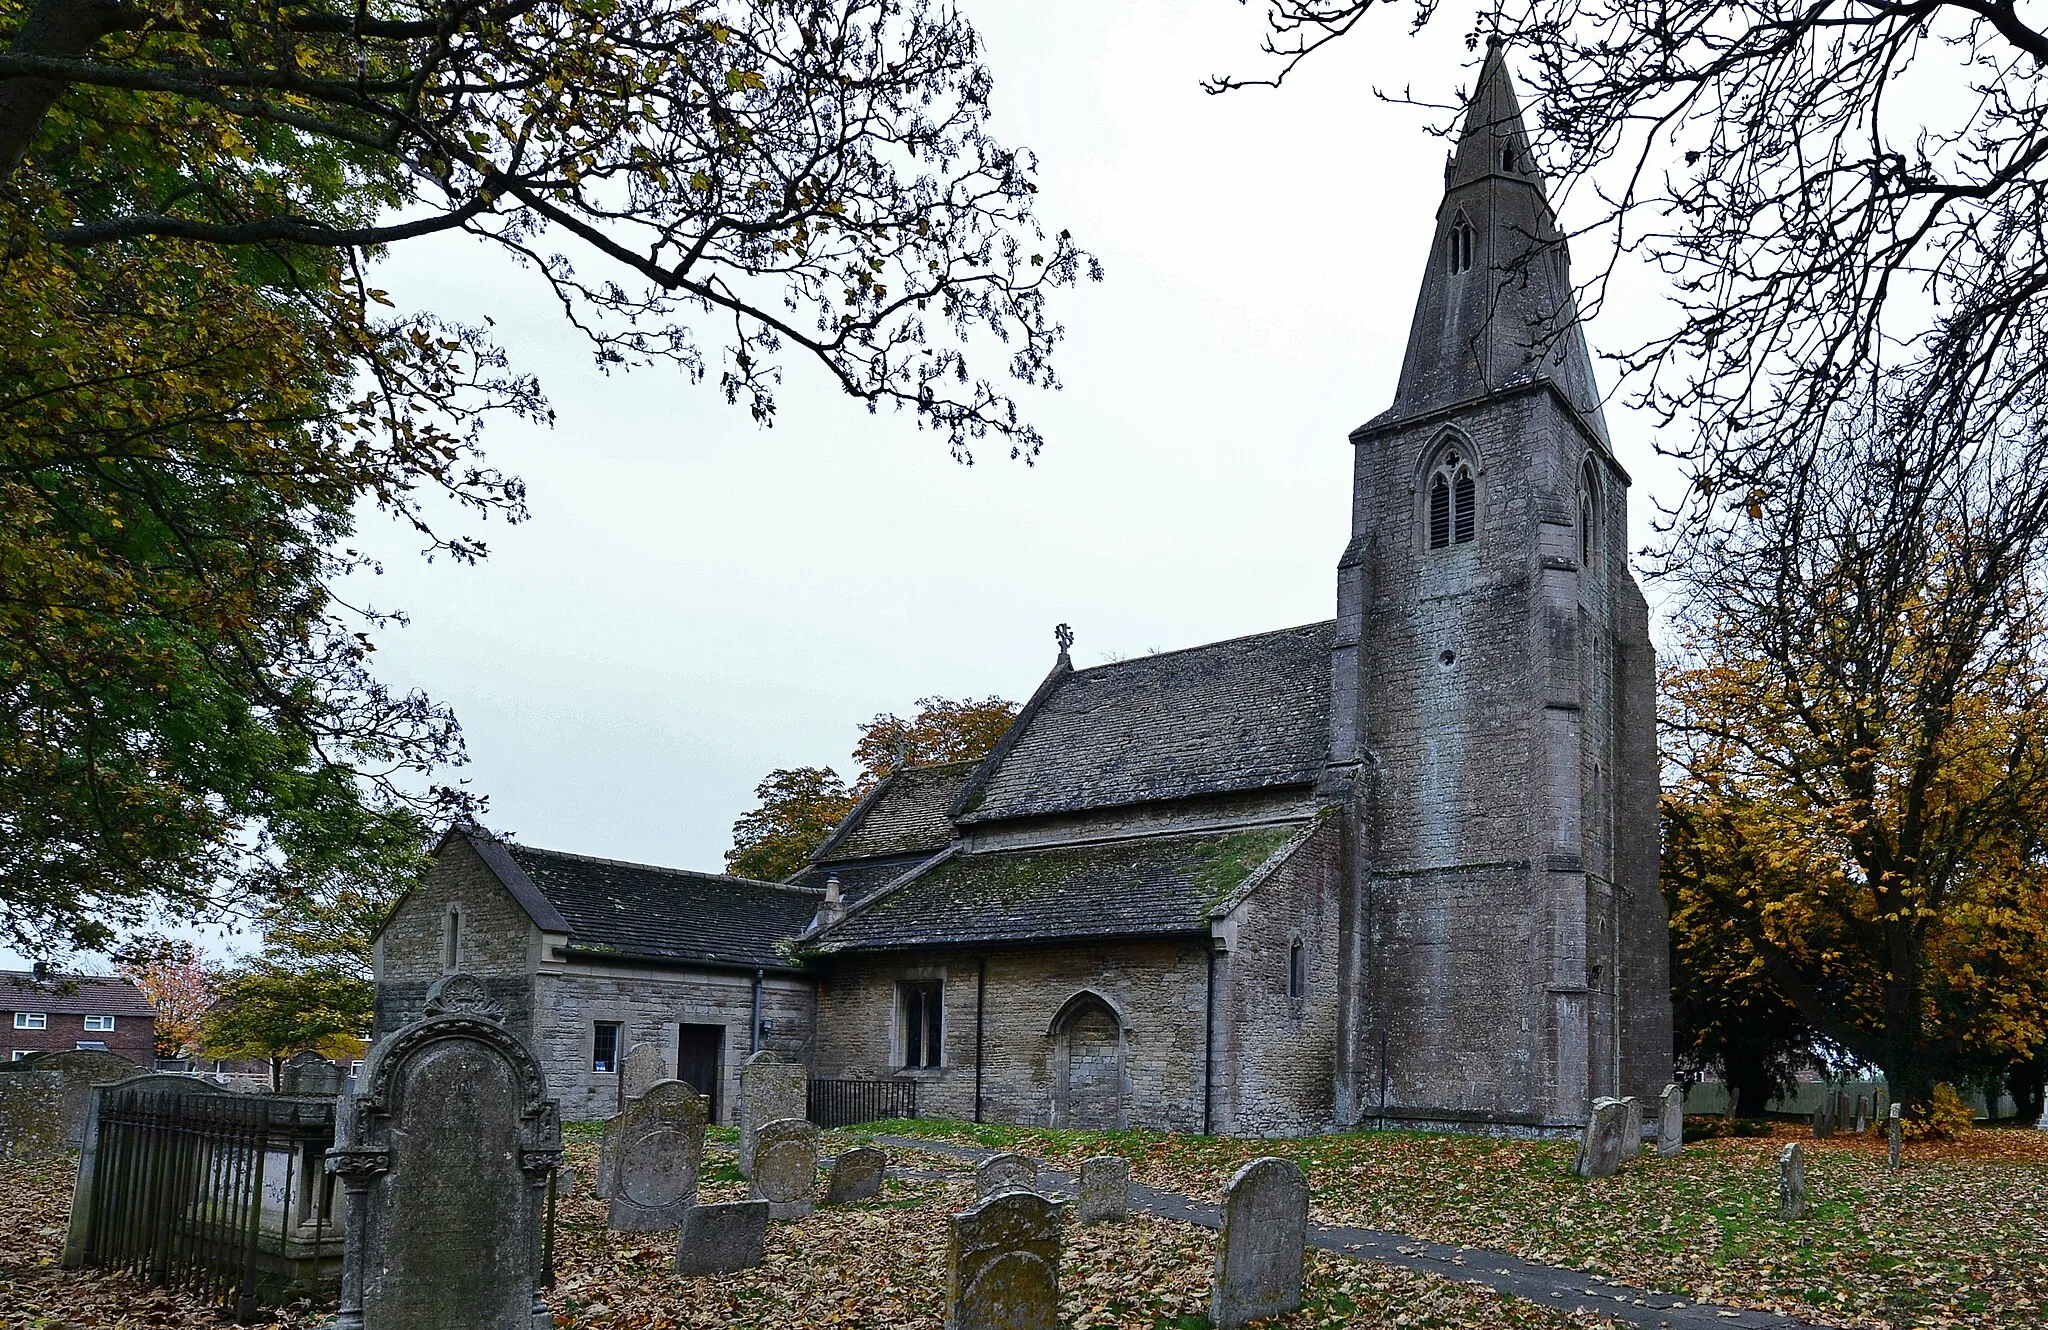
[1429,474,1451,549]
[1288,940,1306,1000]
[1446,212,1475,274]
[1427,447,1478,550]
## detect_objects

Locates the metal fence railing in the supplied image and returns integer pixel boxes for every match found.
[808,1078,918,1128]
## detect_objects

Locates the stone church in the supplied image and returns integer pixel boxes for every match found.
[371,46,1671,1134]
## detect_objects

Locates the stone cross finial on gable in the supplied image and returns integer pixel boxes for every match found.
[1054,623,1074,657]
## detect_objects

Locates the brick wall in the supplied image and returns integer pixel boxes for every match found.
[2,1012,153,1066]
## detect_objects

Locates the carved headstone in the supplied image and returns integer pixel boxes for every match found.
[282,1051,347,1096]
[735,1051,807,1180]
[1854,1095,1868,1134]
[973,1152,1039,1199]
[1571,1098,1629,1178]
[675,1199,770,1275]
[609,1080,707,1232]
[1656,1083,1685,1157]
[748,1117,819,1220]
[1887,1102,1903,1170]
[946,1189,1062,1330]
[1618,1095,1644,1157]
[1077,1156,1130,1224]
[327,973,561,1330]
[824,1145,887,1204]
[1778,1142,1807,1221]
[620,1042,668,1102]
[1209,1157,1309,1330]
[2,1048,136,1147]
[0,1069,66,1161]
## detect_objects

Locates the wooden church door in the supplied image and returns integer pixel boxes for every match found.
[676,1024,724,1121]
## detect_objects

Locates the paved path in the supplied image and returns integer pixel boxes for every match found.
[871,1135,1826,1330]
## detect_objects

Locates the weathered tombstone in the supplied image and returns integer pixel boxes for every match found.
[1656,1083,1685,1157]
[0,1069,66,1161]
[748,1116,819,1220]
[824,1145,887,1204]
[675,1199,770,1275]
[282,1051,348,1096]
[555,1165,578,1198]
[1571,1097,1629,1178]
[327,973,561,1330]
[620,1042,668,1102]
[946,1189,1063,1330]
[1619,1095,1645,1157]
[735,1051,807,1180]
[5,1048,139,1147]
[1210,1157,1309,1330]
[1887,1102,1903,1170]
[1874,1089,1889,1129]
[1854,1094,1869,1134]
[1811,1098,1833,1139]
[974,1151,1039,1199]
[609,1080,707,1231]
[1077,1155,1131,1224]
[1777,1142,1807,1221]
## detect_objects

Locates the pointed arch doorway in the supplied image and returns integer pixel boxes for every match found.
[1050,993,1128,1130]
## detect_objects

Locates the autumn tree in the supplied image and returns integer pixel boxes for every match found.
[201,965,374,1088]
[726,693,1016,879]
[115,936,216,1060]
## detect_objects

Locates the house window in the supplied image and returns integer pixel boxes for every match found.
[443,907,461,972]
[1427,450,1478,550]
[593,1021,622,1074]
[10,1050,29,1061]
[901,982,943,1070]
[83,1015,115,1032]
[13,1012,46,1030]
[76,1041,108,1052]
[1446,211,1475,274]
[1288,940,1306,1000]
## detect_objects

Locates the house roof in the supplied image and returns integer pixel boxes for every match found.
[810,761,972,866]
[0,972,155,1018]
[807,824,1309,952]
[955,622,1335,823]
[790,854,934,905]
[477,839,823,972]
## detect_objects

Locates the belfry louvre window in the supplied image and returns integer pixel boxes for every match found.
[1427,450,1478,550]
[1446,212,1476,274]
[901,982,943,1069]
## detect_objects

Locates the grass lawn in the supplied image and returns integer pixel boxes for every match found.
[852,1117,2048,1329]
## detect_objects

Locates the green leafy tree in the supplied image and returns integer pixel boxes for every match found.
[201,965,373,1089]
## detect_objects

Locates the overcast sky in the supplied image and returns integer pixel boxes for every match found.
[27,2,1696,971]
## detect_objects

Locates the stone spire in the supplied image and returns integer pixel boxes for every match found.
[1378,40,1609,443]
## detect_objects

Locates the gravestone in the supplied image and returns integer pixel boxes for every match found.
[974,1152,1039,1199]
[946,1189,1062,1330]
[609,1080,707,1231]
[1811,1099,1833,1139]
[1777,1142,1806,1221]
[282,1051,347,1096]
[1887,1103,1903,1170]
[748,1117,819,1220]
[1571,1098,1629,1178]
[1874,1089,1889,1128]
[1077,1155,1130,1224]
[0,1069,66,1161]
[735,1051,807,1180]
[824,1145,887,1204]
[620,1043,668,1102]
[1209,1157,1309,1330]
[1854,1095,1869,1134]
[1619,1096,1645,1157]
[1655,1083,1684,1157]
[555,1165,578,1198]
[327,973,561,1330]
[5,1048,138,1146]
[675,1199,770,1275]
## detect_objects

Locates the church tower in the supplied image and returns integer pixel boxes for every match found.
[1328,42,1671,1130]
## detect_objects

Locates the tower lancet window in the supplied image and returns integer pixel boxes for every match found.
[1426,447,1478,550]
[1446,212,1475,275]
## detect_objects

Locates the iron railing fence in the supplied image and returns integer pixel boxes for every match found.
[808,1078,918,1128]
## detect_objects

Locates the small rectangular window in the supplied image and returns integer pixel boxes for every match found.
[593,1021,622,1074]
[13,1012,46,1030]
[83,1014,115,1031]
[901,983,943,1069]
[10,1050,29,1061]
[443,908,461,972]
[76,1041,108,1051]
[1288,940,1307,1001]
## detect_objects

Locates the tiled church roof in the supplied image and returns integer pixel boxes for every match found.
[955,622,1336,823]
[808,824,1310,951]
[503,843,822,972]
[810,761,972,865]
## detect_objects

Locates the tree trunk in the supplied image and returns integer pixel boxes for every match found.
[0,0,140,182]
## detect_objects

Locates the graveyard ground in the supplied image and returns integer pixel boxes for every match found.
[0,1122,2038,1329]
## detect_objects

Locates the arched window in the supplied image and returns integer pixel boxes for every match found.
[1578,461,1600,568]
[1287,939,1306,1000]
[1445,211,1475,275]
[1426,446,1478,550]
[1501,143,1519,173]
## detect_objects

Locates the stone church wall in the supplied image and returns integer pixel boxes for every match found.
[373,835,541,1043]
[811,940,1210,1132]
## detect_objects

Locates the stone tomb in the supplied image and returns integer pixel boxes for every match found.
[946,1189,1063,1330]
[1778,1142,1807,1221]
[1656,1083,1685,1157]
[1210,1157,1309,1330]
[749,1117,819,1220]
[282,1051,348,1096]
[327,973,561,1330]
[1077,1156,1130,1224]
[974,1152,1038,1199]
[675,1200,770,1276]
[1571,1098,1629,1178]
[609,1080,707,1232]
[824,1145,887,1205]
[4,1048,138,1147]
[736,1052,807,1180]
